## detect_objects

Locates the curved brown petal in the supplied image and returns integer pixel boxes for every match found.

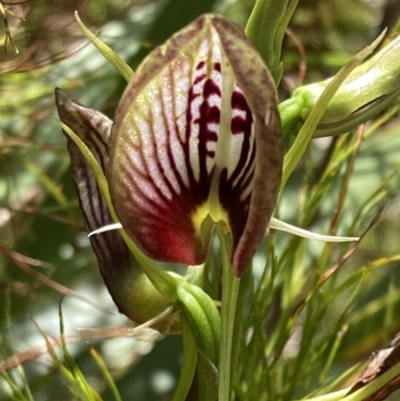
[212,17,283,276]
[55,89,176,328]
[109,14,283,277]
[55,89,122,271]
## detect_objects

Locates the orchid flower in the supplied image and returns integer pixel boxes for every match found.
[55,11,368,400]
[108,15,283,277]
[57,14,283,280]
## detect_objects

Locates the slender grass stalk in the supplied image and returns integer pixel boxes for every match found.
[90,348,122,401]
[217,226,242,401]
[74,11,134,82]
[3,287,34,401]
[171,312,198,401]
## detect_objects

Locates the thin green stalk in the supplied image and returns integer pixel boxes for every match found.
[297,388,349,401]
[75,11,134,82]
[171,312,198,401]
[59,305,97,401]
[230,266,251,394]
[90,348,122,401]
[217,226,241,401]
[4,287,34,401]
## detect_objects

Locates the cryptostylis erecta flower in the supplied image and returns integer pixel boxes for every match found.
[109,15,283,277]
[57,15,283,293]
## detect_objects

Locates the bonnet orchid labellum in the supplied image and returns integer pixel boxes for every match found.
[108,14,283,277]
[57,16,283,304]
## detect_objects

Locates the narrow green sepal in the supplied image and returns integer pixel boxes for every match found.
[75,11,134,82]
[171,313,198,401]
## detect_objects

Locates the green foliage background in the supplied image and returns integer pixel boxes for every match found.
[1,0,400,400]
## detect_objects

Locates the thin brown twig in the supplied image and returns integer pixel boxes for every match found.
[0,246,54,269]
[1,0,24,54]
[327,125,365,236]
[0,241,113,314]
[0,307,172,372]
[286,27,307,85]
[318,204,383,287]
[7,207,83,228]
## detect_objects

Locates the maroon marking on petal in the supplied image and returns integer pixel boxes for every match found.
[184,64,223,194]
[196,60,205,70]
[142,107,181,206]
[196,97,219,160]
[184,87,202,188]
[164,68,195,196]
[195,78,221,186]
[134,61,225,264]
[203,78,221,98]
[166,133,189,194]
[229,89,254,183]
[111,53,226,267]
[193,73,206,85]
[219,88,256,259]
[231,115,249,135]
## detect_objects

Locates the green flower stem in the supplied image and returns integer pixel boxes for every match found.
[281,31,385,189]
[90,348,122,401]
[230,267,251,388]
[298,33,400,123]
[59,120,179,300]
[217,226,248,401]
[75,12,134,82]
[176,282,221,399]
[171,312,198,401]
[177,280,220,369]
[245,0,298,85]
